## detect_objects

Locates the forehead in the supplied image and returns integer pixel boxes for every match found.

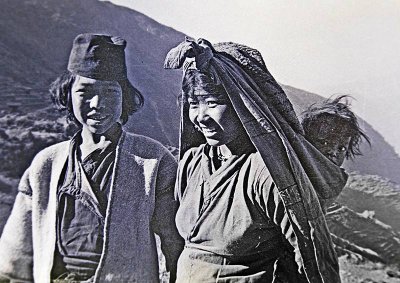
[72,75,121,90]
[188,85,226,98]
[312,115,351,134]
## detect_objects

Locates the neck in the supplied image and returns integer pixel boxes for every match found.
[218,132,254,158]
[79,123,121,159]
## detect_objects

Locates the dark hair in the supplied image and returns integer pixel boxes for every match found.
[301,95,370,159]
[49,71,144,125]
[181,69,226,104]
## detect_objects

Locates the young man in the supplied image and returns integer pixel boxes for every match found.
[302,95,370,167]
[0,34,183,283]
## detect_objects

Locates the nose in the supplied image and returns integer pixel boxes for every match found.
[327,148,338,158]
[89,95,100,109]
[196,104,210,124]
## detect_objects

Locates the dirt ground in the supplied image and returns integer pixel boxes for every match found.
[340,256,400,283]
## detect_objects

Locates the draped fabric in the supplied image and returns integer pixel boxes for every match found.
[52,128,121,280]
[165,38,348,282]
[0,132,182,283]
[174,144,307,282]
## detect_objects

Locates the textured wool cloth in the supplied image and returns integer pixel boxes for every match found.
[165,38,348,282]
[68,33,128,81]
[0,132,183,283]
[175,144,308,282]
[51,130,119,280]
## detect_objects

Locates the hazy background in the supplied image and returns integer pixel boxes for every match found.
[109,0,400,155]
[0,1,399,280]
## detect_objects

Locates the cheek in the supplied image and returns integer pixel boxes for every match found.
[338,151,347,159]
[220,107,240,129]
[114,99,123,115]
[209,105,228,123]
[188,108,198,124]
[108,94,123,115]
[71,96,84,119]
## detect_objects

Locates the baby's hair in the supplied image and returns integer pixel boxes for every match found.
[302,95,370,159]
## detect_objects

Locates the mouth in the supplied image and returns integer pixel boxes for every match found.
[87,114,108,122]
[200,127,218,135]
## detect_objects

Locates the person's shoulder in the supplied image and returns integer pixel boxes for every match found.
[32,140,69,164]
[248,151,268,168]
[178,145,205,176]
[248,151,272,181]
[122,132,172,158]
[26,140,70,176]
[181,144,205,161]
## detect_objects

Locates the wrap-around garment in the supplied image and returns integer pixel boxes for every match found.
[175,144,306,282]
[51,130,119,280]
[0,132,183,283]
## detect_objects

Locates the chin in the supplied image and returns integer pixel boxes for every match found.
[205,138,226,147]
[85,125,109,135]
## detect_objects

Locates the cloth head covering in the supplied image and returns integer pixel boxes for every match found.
[68,33,128,81]
[165,37,348,283]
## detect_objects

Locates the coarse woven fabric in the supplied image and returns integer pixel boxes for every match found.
[165,38,348,282]
[174,144,307,282]
[0,131,183,283]
[68,33,128,81]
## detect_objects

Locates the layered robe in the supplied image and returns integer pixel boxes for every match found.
[0,131,183,283]
[175,144,307,282]
[165,38,348,282]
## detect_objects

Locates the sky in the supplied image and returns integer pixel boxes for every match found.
[110,0,400,154]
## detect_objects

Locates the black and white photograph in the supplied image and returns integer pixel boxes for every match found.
[0,0,399,282]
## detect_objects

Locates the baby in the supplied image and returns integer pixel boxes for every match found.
[302,95,370,167]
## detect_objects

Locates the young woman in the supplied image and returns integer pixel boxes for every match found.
[165,38,348,282]
[0,33,183,283]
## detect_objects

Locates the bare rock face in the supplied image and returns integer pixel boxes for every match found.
[337,173,400,232]
[326,201,400,265]
[0,0,399,182]
[1,1,400,282]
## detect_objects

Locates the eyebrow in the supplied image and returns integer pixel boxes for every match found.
[74,84,93,90]
[74,83,120,90]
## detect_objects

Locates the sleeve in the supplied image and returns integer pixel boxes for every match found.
[151,150,184,283]
[255,168,304,273]
[0,169,34,282]
[174,148,195,202]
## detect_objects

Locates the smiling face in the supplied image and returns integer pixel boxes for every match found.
[187,89,243,147]
[71,75,123,135]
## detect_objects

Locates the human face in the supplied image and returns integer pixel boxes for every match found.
[309,117,352,166]
[188,90,243,147]
[71,75,122,135]
[312,136,351,166]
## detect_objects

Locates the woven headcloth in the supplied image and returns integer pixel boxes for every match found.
[165,37,303,136]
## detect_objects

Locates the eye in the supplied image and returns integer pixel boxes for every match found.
[188,100,199,108]
[107,87,121,94]
[206,101,219,108]
[74,88,87,95]
[339,146,347,152]
[205,97,226,108]
[316,140,329,146]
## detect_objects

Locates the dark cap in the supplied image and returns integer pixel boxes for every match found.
[67,33,128,81]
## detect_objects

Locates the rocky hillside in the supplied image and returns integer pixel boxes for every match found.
[0,0,399,183]
[327,202,400,264]
[1,1,400,281]
[337,173,400,232]
[0,0,185,146]
[283,85,400,184]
